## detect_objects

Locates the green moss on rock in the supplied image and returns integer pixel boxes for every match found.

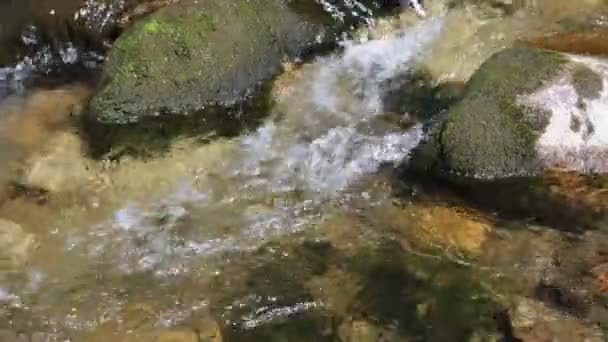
[89,0,333,124]
[439,47,567,178]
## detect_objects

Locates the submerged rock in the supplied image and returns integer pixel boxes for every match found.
[211,238,512,341]
[20,132,95,194]
[417,46,608,179]
[0,330,20,342]
[154,329,198,342]
[197,319,223,342]
[342,240,507,341]
[337,319,398,342]
[349,195,493,255]
[405,203,491,255]
[509,297,605,341]
[0,218,34,269]
[479,227,608,338]
[533,230,608,323]
[89,323,221,342]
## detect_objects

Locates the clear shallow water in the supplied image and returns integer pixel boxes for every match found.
[65,17,443,277]
[0,13,445,339]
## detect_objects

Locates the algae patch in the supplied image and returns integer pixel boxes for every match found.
[439,47,567,178]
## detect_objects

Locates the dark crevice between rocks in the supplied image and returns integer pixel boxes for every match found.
[0,9,109,66]
[395,161,608,233]
[534,282,591,319]
[494,309,523,342]
[401,125,606,234]
[396,48,608,234]
[381,68,466,121]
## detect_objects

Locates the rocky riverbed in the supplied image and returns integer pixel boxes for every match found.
[0,0,608,341]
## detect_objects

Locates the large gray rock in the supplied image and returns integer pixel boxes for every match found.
[406,46,608,231]
[430,46,608,179]
[88,0,338,124]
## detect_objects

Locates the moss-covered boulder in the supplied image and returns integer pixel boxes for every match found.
[405,46,608,231]
[431,46,608,179]
[88,0,337,125]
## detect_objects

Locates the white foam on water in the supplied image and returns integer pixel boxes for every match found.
[63,17,445,279]
[269,125,423,196]
[317,0,376,25]
[0,25,104,101]
[78,188,240,276]
[240,17,443,196]
[74,0,126,32]
[241,300,321,329]
[0,13,449,335]
[313,17,444,114]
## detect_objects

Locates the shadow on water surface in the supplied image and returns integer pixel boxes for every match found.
[398,155,608,233]
[344,240,509,341]
[381,68,465,120]
[82,86,274,160]
[209,240,336,341]
[209,238,514,341]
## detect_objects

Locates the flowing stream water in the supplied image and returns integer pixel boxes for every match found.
[1,0,608,340]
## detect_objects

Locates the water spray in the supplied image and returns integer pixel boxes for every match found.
[401,0,426,17]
